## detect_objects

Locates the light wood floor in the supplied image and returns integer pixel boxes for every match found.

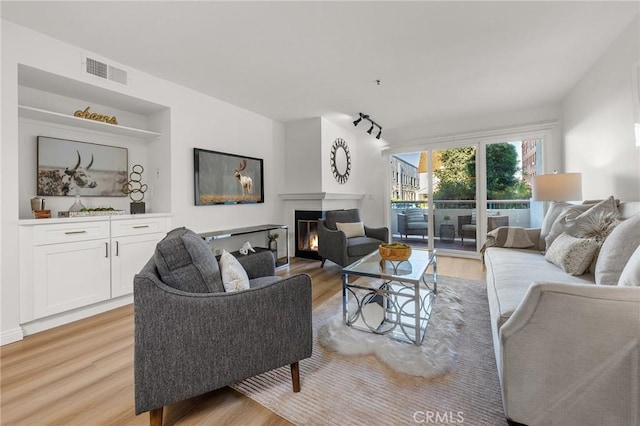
[0,256,484,426]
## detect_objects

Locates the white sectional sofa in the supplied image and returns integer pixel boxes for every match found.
[484,200,640,426]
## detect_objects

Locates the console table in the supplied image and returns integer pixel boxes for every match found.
[199,224,289,268]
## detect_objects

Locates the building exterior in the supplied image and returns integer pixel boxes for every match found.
[521,139,538,185]
[390,156,419,201]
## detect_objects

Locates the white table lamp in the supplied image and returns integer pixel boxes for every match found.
[532,172,582,201]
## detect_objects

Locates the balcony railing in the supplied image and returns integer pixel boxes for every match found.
[391,199,531,210]
[390,199,536,238]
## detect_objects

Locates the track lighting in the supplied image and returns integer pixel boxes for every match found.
[353,112,382,140]
[353,113,369,127]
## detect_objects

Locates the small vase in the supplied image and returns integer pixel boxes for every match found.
[68,194,86,212]
[269,239,278,256]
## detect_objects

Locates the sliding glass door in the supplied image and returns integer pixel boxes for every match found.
[389,138,543,256]
[432,147,477,254]
[390,146,477,255]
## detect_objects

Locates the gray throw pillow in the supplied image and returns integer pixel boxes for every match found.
[154,227,224,293]
[544,197,618,249]
[618,245,640,287]
[540,202,573,243]
[595,214,640,285]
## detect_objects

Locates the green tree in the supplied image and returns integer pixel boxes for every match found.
[433,147,475,200]
[433,143,531,200]
[487,143,518,198]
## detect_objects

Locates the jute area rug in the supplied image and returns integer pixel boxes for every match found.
[231,276,507,425]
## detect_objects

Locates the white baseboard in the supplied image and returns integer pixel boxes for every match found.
[21,295,133,337]
[1,327,25,346]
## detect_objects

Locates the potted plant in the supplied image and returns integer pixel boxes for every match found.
[443,215,451,223]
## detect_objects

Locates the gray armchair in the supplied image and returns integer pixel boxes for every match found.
[397,208,428,239]
[134,227,312,426]
[317,208,388,267]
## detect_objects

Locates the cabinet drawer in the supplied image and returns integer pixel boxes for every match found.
[111,217,167,237]
[33,221,110,245]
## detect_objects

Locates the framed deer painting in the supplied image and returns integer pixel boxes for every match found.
[194,148,264,205]
[37,136,128,197]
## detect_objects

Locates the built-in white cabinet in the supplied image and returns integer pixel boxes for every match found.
[110,217,168,297]
[32,226,111,319]
[20,214,170,329]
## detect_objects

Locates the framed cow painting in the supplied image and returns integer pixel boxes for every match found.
[36,136,128,197]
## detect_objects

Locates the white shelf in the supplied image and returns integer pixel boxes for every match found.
[18,105,162,140]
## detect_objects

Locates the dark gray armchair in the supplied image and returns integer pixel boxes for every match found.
[317,209,388,267]
[134,228,312,426]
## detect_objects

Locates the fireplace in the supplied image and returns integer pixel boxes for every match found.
[295,210,323,260]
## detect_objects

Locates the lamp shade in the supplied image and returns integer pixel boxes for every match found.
[532,173,582,201]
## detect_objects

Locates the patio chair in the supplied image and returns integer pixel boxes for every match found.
[397,208,428,239]
[458,212,509,245]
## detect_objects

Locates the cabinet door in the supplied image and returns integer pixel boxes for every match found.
[111,233,164,297]
[33,239,111,318]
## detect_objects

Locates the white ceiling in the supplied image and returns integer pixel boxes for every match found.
[2,1,638,144]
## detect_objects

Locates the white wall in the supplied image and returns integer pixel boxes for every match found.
[320,117,359,195]
[354,132,388,228]
[562,15,640,201]
[280,116,388,252]
[1,21,285,343]
[283,118,322,194]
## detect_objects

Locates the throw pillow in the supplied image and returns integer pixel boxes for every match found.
[595,214,640,285]
[540,202,573,243]
[486,226,535,248]
[545,233,598,276]
[336,221,366,238]
[154,227,224,293]
[219,250,250,292]
[544,206,586,248]
[544,196,618,249]
[618,245,640,287]
[573,209,621,274]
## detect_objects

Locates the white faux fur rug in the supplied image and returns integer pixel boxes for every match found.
[317,284,464,378]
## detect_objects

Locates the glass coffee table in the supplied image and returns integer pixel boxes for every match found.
[342,249,437,346]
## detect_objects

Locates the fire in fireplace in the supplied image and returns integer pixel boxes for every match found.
[294,210,323,260]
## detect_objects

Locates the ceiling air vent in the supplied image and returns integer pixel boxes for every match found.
[83,55,129,86]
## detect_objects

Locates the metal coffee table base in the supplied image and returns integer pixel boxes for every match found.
[342,250,437,346]
[343,280,435,345]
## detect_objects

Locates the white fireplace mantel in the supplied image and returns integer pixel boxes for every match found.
[278,192,365,201]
